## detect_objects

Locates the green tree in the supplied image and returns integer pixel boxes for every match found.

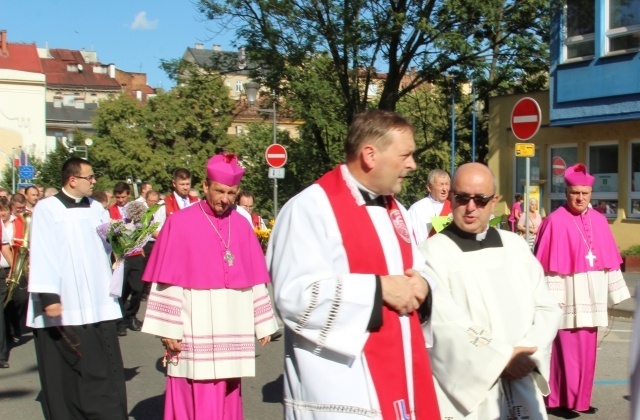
[90,67,235,193]
[197,0,550,123]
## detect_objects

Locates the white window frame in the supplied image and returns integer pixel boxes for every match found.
[587,141,619,217]
[563,0,596,62]
[628,140,640,217]
[605,0,640,55]
[236,80,243,93]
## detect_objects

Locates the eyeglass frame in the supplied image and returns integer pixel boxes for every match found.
[451,191,496,207]
[73,174,97,182]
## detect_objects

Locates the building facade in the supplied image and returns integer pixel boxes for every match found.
[0,30,47,165]
[489,0,640,250]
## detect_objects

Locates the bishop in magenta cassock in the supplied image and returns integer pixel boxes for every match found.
[534,163,630,415]
[141,153,278,420]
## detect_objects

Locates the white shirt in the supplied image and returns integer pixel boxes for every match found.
[408,194,447,244]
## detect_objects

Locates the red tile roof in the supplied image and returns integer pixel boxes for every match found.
[0,42,43,73]
[41,48,121,90]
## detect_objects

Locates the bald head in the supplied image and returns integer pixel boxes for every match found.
[450,163,498,234]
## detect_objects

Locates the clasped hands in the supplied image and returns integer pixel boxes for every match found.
[380,269,430,315]
[502,346,538,381]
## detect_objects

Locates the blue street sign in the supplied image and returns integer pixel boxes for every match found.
[19,165,35,180]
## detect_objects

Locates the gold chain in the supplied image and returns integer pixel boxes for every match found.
[199,202,231,250]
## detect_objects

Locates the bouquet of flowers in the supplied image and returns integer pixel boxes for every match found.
[97,201,161,296]
[254,219,275,253]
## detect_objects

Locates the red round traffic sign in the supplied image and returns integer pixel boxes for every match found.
[265,143,287,168]
[511,97,542,141]
[552,156,566,176]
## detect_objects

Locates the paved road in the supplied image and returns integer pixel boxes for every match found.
[1,296,637,419]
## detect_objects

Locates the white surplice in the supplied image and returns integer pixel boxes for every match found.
[267,166,433,419]
[27,196,121,328]
[142,283,278,380]
[420,229,562,419]
[408,195,446,244]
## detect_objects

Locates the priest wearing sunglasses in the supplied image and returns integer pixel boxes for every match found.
[419,162,562,419]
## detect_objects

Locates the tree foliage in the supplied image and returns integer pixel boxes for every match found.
[197,0,551,124]
[90,66,235,193]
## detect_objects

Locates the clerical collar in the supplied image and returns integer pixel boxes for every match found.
[351,177,386,207]
[441,222,502,252]
[56,189,91,208]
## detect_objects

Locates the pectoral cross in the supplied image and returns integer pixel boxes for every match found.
[224,250,234,266]
[586,250,596,268]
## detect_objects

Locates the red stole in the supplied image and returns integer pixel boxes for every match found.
[316,166,440,420]
[108,204,122,220]
[164,194,197,217]
[251,213,261,229]
[11,216,24,255]
[427,199,452,238]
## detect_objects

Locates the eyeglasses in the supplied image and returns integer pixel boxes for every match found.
[74,174,96,182]
[452,192,495,207]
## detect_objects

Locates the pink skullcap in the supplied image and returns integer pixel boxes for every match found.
[564,163,595,187]
[206,153,245,186]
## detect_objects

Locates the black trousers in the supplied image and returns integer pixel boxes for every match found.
[33,321,127,420]
[4,272,28,339]
[0,267,8,361]
[118,255,145,326]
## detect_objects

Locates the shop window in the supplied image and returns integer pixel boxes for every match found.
[564,0,595,61]
[589,143,619,217]
[629,142,640,217]
[549,146,578,211]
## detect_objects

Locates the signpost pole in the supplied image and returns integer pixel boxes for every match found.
[525,157,530,245]
[272,99,278,219]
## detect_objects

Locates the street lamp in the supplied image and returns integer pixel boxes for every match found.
[259,93,279,218]
[243,81,260,108]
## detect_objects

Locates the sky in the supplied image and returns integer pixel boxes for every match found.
[3,0,238,90]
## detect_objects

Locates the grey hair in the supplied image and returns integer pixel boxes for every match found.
[427,169,450,186]
[529,197,538,205]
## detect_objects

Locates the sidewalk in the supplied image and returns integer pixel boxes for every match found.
[612,271,638,318]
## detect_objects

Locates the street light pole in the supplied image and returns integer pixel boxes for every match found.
[243,81,280,219]
[450,77,456,176]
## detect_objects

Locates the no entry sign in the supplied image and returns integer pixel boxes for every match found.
[511,97,542,141]
[552,156,567,176]
[265,143,288,168]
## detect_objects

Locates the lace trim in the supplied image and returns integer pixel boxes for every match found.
[340,164,365,206]
[562,303,608,315]
[313,276,342,355]
[284,398,379,417]
[295,282,320,335]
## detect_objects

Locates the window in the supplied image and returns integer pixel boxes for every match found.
[564,0,595,60]
[607,0,640,53]
[588,143,619,217]
[63,95,75,107]
[629,142,640,217]
[549,146,578,212]
[514,151,540,195]
[236,80,243,93]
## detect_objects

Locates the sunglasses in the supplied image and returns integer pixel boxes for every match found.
[452,192,495,207]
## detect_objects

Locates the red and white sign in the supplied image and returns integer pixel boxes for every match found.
[511,97,542,141]
[552,156,567,176]
[265,143,288,168]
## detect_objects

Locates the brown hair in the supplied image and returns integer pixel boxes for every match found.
[344,110,414,160]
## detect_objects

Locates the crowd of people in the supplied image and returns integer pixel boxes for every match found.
[0,109,637,419]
